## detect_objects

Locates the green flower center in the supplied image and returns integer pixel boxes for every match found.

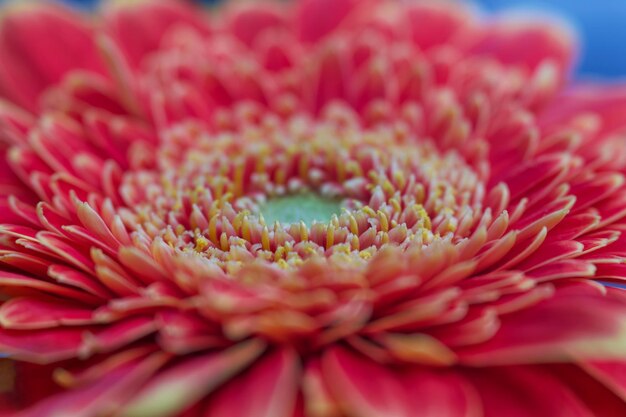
[259,192,343,226]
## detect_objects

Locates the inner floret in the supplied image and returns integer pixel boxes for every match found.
[117,110,484,271]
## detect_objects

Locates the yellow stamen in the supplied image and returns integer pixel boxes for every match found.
[261,226,271,251]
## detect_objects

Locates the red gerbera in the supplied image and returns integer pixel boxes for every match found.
[0,0,626,416]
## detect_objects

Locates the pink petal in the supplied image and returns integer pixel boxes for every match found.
[14,352,168,417]
[540,85,626,137]
[0,297,94,329]
[405,2,477,51]
[526,259,595,282]
[0,3,105,112]
[322,346,412,417]
[0,271,102,305]
[0,327,86,364]
[427,309,500,348]
[498,154,571,201]
[156,310,224,355]
[517,240,584,272]
[227,3,287,47]
[47,264,113,300]
[205,349,301,417]
[120,339,266,417]
[403,368,481,417]
[103,0,210,69]
[591,255,626,278]
[0,317,155,364]
[117,246,169,284]
[41,72,128,116]
[466,365,593,417]
[473,15,576,78]
[0,99,34,145]
[11,361,62,407]
[295,0,360,43]
[580,361,626,401]
[571,173,625,212]
[79,316,156,358]
[457,291,626,365]
[308,43,350,112]
[0,197,35,226]
[0,393,17,415]
[375,333,458,366]
[36,231,95,274]
[301,358,342,417]
[540,212,600,241]
[0,250,50,277]
[550,363,626,417]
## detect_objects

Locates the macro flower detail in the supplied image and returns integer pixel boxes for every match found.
[0,0,625,416]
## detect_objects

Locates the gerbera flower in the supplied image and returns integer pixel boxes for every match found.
[0,0,625,415]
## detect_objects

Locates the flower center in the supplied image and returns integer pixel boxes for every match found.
[117,105,485,275]
[97,104,496,344]
[259,192,343,226]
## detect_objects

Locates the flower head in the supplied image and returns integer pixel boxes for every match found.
[0,0,626,416]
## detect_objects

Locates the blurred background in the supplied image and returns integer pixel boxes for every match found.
[1,0,625,79]
[477,0,626,79]
[0,0,626,80]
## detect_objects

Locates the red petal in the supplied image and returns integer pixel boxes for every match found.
[474,15,576,77]
[0,297,94,329]
[118,246,169,284]
[0,317,155,364]
[47,264,113,300]
[15,352,168,417]
[79,316,156,358]
[581,361,626,401]
[540,85,626,137]
[571,173,625,212]
[0,99,34,145]
[405,2,477,51]
[403,368,481,417]
[156,317,224,355]
[499,154,571,202]
[12,361,62,407]
[308,43,350,113]
[206,349,301,417]
[590,263,626,283]
[121,339,266,417]
[295,0,360,43]
[0,394,17,415]
[322,346,411,417]
[550,363,626,417]
[301,358,342,417]
[103,0,210,68]
[0,327,85,364]
[0,271,102,305]
[0,3,105,112]
[466,365,593,417]
[458,291,626,365]
[227,3,287,47]
[527,259,595,282]
[517,240,584,272]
